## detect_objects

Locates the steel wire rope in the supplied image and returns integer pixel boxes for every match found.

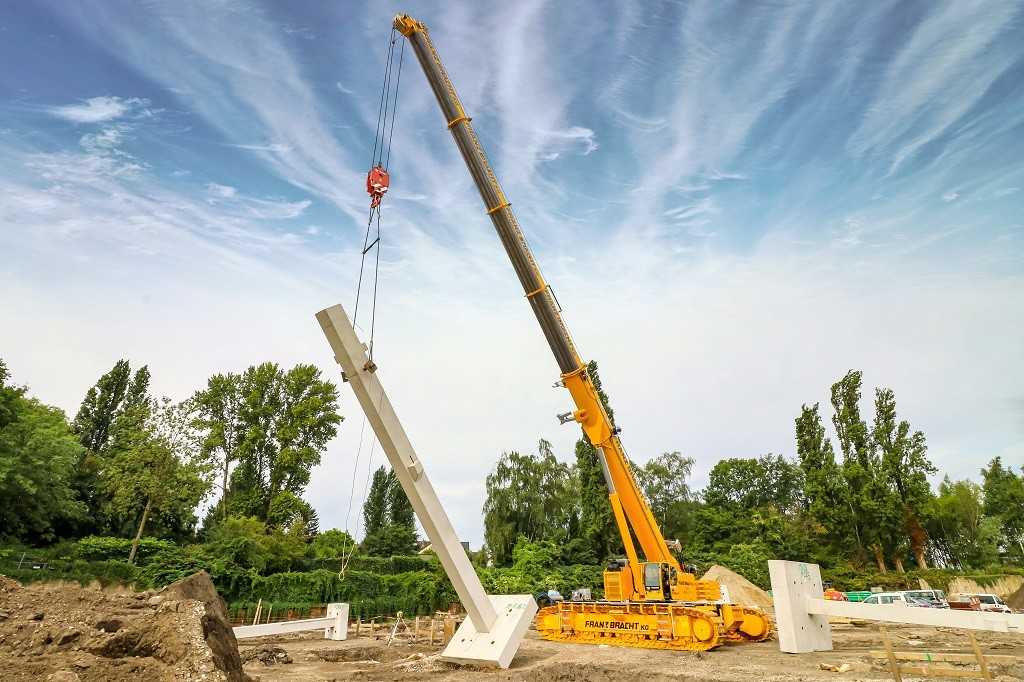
[342,26,405,575]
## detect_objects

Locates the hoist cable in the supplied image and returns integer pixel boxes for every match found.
[383,37,405,171]
[352,206,377,326]
[368,209,382,361]
[341,29,405,574]
[338,412,368,577]
[369,28,396,170]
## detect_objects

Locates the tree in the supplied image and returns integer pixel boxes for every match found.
[193,372,243,522]
[873,387,935,569]
[359,465,419,556]
[71,359,131,452]
[925,478,999,568]
[312,529,356,560]
[69,360,151,534]
[362,524,418,557]
[386,468,415,529]
[102,398,211,563]
[831,370,900,571]
[0,359,22,429]
[573,361,622,563]
[0,364,86,541]
[483,440,574,566]
[363,466,390,537]
[267,490,319,538]
[981,457,1024,558]
[704,454,802,512]
[635,451,694,543]
[795,403,853,558]
[195,362,341,526]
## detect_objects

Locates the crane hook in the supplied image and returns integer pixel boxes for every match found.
[366,164,390,208]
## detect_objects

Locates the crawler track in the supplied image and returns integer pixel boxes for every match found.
[536,602,731,652]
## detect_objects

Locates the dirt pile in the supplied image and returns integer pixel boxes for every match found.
[948,575,1024,599]
[700,565,773,610]
[0,571,248,682]
[1007,583,1024,612]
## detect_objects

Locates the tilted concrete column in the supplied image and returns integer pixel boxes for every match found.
[316,304,536,668]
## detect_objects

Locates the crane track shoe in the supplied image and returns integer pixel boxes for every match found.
[536,602,726,652]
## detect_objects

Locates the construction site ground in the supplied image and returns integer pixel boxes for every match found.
[239,623,1024,682]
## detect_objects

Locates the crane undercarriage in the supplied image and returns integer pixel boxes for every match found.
[536,600,772,651]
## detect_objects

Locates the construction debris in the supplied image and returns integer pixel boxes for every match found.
[239,644,292,666]
[700,565,774,610]
[0,572,248,681]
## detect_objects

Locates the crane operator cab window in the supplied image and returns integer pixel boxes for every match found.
[644,562,667,600]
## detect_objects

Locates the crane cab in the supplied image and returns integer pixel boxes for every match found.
[643,561,672,601]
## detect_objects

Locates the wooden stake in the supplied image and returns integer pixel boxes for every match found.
[355,617,361,638]
[969,632,992,681]
[429,618,435,646]
[443,617,456,645]
[251,598,262,626]
[881,626,903,682]
[414,616,420,641]
[265,604,272,624]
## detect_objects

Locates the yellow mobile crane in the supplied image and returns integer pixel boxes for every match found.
[391,14,771,651]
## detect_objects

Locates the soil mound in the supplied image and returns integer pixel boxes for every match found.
[1007,583,1024,612]
[948,575,1024,599]
[700,565,773,610]
[0,571,248,682]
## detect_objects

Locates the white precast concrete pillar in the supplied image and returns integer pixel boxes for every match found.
[316,304,536,668]
[769,559,1024,654]
[768,560,833,654]
[325,603,349,640]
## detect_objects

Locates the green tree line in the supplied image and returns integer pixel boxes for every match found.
[481,366,1024,577]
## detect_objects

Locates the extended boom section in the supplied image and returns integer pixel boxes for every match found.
[394,13,770,651]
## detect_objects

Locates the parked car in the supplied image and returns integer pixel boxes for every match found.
[948,595,981,611]
[954,593,1012,614]
[533,589,564,607]
[861,592,935,607]
[902,589,949,608]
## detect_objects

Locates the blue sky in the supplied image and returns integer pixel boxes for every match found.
[2,1,1023,546]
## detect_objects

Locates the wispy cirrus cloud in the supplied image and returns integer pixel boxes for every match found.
[4,1,1022,545]
[47,95,150,123]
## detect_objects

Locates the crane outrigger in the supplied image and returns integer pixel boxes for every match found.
[389,13,771,651]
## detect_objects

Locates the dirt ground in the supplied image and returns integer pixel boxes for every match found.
[0,573,245,682]
[239,623,1024,682]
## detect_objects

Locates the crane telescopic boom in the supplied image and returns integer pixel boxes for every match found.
[391,14,770,650]
[392,13,675,583]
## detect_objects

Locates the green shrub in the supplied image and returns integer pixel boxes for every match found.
[6,558,144,588]
[75,536,177,565]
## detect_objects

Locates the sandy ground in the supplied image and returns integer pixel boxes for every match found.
[239,623,1024,682]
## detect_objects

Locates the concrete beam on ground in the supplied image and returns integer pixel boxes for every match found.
[769,559,1024,654]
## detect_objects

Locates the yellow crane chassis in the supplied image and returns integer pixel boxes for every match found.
[536,600,772,652]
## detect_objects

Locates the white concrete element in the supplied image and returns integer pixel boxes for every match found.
[325,603,349,640]
[439,594,538,669]
[768,560,833,654]
[234,602,349,639]
[316,304,537,669]
[770,560,1024,654]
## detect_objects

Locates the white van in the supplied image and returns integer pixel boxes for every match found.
[861,592,932,607]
